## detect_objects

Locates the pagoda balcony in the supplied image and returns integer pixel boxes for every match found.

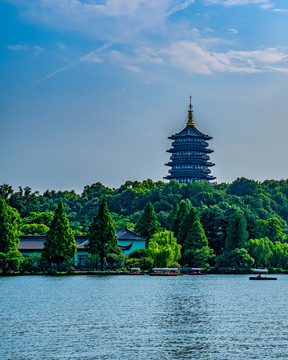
[168,168,211,175]
[169,154,210,160]
[164,174,216,182]
[165,160,214,167]
[167,146,213,153]
[171,141,209,148]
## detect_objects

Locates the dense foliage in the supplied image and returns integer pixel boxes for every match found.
[3,176,288,272]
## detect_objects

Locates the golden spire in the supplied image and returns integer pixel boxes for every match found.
[187,96,194,126]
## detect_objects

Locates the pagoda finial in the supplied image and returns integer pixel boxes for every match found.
[187,96,194,126]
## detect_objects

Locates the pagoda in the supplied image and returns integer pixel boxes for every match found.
[164,97,215,183]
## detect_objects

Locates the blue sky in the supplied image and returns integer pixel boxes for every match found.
[1,0,288,193]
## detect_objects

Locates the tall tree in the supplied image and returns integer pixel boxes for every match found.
[171,200,190,237]
[182,220,215,268]
[42,201,77,265]
[0,199,22,274]
[178,206,199,247]
[135,202,160,239]
[166,201,179,231]
[87,196,121,271]
[200,205,227,255]
[0,199,20,253]
[225,212,249,252]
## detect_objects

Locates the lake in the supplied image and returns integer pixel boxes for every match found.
[1,275,288,360]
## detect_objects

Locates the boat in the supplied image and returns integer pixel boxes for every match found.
[180,267,207,275]
[128,267,144,275]
[249,269,277,280]
[149,268,181,276]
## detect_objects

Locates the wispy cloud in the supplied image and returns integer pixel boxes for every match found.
[27,1,195,84]
[8,0,288,84]
[227,28,238,34]
[57,43,66,51]
[162,41,288,74]
[105,40,288,76]
[205,0,272,6]
[6,44,29,51]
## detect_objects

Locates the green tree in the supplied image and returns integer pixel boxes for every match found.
[272,242,288,269]
[134,202,160,239]
[182,220,215,268]
[0,199,23,274]
[0,199,20,253]
[87,196,122,270]
[246,237,273,268]
[8,186,40,217]
[200,205,227,255]
[42,201,77,266]
[171,200,190,237]
[257,218,286,243]
[20,223,50,235]
[215,248,254,273]
[0,184,14,201]
[166,201,179,231]
[147,230,181,267]
[225,212,249,251]
[178,206,199,247]
[22,211,54,227]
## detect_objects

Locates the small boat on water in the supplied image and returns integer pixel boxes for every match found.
[180,267,207,275]
[149,268,180,276]
[249,269,277,281]
[128,268,144,275]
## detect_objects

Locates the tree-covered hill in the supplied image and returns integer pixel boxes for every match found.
[2,177,288,272]
[1,178,288,237]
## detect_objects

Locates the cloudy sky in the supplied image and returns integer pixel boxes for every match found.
[1,0,288,193]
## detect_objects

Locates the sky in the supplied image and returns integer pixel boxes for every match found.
[1,0,288,193]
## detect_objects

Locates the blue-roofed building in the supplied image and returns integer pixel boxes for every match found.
[165,97,215,183]
[18,229,146,267]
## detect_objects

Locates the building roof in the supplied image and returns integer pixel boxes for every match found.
[18,235,88,251]
[19,229,145,252]
[169,124,212,140]
[116,228,146,241]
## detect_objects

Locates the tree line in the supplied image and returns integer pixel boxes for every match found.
[1,177,288,273]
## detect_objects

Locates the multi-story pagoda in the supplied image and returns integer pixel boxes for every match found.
[165,97,215,183]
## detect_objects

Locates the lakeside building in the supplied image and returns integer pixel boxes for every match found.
[18,228,146,267]
[165,97,215,183]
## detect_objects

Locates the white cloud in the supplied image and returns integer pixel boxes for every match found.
[80,53,102,63]
[227,28,238,34]
[6,44,29,51]
[205,0,273,7]
[134,47,164,65]
[57,43,66,51]
[161,41,288,74]
[124,65,142,73]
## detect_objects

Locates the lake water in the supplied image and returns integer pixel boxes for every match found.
[1,275,288,360]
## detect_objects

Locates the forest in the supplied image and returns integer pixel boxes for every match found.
[1,177,288,273]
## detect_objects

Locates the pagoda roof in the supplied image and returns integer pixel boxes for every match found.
[169,124,212,140]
